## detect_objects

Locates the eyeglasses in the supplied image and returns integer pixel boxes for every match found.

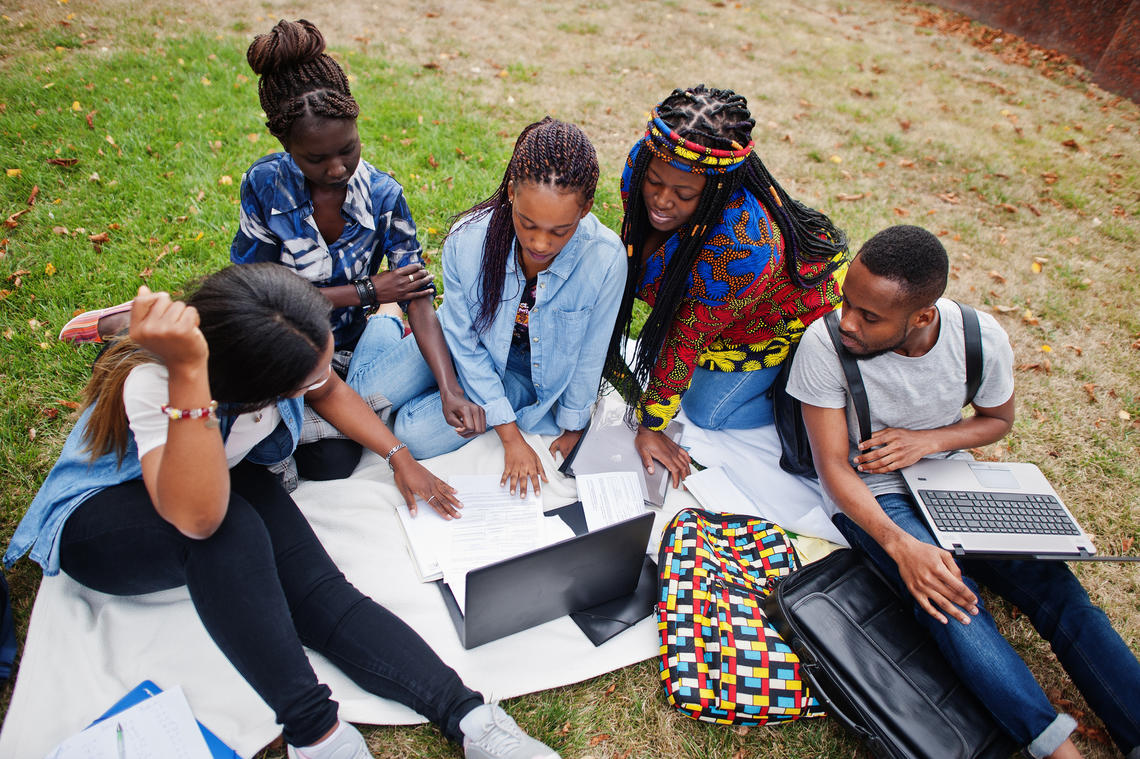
[297,365,333,395]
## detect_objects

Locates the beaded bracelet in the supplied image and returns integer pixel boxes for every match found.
[384,442,407,470]
[160,400,219,426]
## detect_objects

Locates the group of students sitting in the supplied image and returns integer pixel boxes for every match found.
[4,18,1137,759]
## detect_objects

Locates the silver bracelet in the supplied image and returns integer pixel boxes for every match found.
[385,442,407,470]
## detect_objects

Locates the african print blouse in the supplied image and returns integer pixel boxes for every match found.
[231,153,425,350]
[621,141,845,431]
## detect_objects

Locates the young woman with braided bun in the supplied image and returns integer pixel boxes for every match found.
[7,264,560,759]
[606,84,850,487]
[392,117,626,497]
[61,19,484,481]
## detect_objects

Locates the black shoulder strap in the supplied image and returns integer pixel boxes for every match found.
[823,310,872,445]
[956,301,982,406]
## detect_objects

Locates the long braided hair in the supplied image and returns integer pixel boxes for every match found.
[449,117,600,334]
[606,84,848,405]
[246,19,359,142]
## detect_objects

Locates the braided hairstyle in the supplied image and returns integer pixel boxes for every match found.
[246,19,359,142]
[449,117,600,334]
[607,84,848,406]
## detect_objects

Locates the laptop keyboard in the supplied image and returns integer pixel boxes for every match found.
[918,490,1080,535]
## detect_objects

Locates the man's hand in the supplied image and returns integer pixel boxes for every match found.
[854,427,938,473]
[887,534,979,625]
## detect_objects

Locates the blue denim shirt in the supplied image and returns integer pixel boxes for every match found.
[438,211,626,433]
[4,397,304,576]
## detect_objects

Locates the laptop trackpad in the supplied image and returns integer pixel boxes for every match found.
[968,462,1020,490]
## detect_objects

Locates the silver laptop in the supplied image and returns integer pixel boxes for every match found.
[900,458,1114,561]
[559,393,682,508]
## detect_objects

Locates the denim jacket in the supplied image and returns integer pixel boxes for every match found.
[4,397,304,576]
[438,211,626,433]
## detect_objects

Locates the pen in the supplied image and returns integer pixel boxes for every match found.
[116,722,126,759]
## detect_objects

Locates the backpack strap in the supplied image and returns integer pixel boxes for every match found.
[822,310,873,445]
[956,301,982,406]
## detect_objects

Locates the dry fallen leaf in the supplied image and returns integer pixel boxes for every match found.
[835,192,867,201]
[1041,172,1058,184]
[1119,410,1132,421]
[1022,309,1039,325]
[898,158,915,168]
[27,185,40,206]
[588,734,610,747]
[988,270,1006,284]
[893,207,909,217]
[1082,383,1097,403]
[992,305,1017,314]
[427,154,439,169]
[1123,537,1135,552]
[47,157,79,167]
[1061,138,1080,150]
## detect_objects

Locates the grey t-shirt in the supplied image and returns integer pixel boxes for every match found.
[786,299,1015,515]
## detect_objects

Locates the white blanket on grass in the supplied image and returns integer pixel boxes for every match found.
[1,418,839,759]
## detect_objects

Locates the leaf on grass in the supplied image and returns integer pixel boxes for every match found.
[52,225,69,235]
[44,262,56,276]
[28,428,36,442]
[1082,383,1097,403]
[27,185,40,206]
[1031,260,1043,273]
[604,682,616,696]
[86,110,96,129]
[1123,537,1135,552]
[829,155,842,164]
[612,750,632,759]
[218,175,233,185]
[898,158,915,168]
[992,305,1017,314]
[998,202,1017,213]
[1040,171,1058,184]
[588,734,610,746]
[58,400,80,410]
[1061,138,1080,150]
[988,270,1006,284]
[5,209,31,228]
[1017,361,1050,373]
[734,725,750,736]
[835,192,868,201]
[422,61,441,69]
[5,168,21,178]
[47,157,79,167]
[936,192,960,204]
[427,154,439,169]
[89,231,109,253]
[893,206,909,217]
[559,722,571,736]
[1120,410,1132,421]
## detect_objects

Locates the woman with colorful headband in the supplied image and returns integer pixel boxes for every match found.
[605,85,850,486]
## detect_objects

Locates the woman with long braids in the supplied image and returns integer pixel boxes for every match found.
[607,85,850,486]
[60,19,484,481]
[393,118,625,497]
[7,264,559,759]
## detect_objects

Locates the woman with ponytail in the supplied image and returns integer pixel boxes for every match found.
[394,118,626,497]
[606,85,850,486]
[7,264,558,759]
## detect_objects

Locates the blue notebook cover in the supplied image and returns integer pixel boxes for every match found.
[90,680,241,759]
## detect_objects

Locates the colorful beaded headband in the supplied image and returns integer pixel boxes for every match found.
[642,109,754,175]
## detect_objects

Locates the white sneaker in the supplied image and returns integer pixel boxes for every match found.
[460,704,559,759]
[286,722,375,759]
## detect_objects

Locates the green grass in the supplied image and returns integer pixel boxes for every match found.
[3,1,1140,757]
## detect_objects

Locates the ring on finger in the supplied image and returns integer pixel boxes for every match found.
[427,495,437,503]
[409,273,415,283]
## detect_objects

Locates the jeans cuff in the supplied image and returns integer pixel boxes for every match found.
[1025,713,1077,759]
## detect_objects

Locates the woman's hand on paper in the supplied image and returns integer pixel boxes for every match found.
[391,451,462,519]
[501,437,547,498]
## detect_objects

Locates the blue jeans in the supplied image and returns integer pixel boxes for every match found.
[59,462,482,747]
[395,344,556,459]
[345,314,438,409]
[680,364,780,430]
[834,493,1140,757]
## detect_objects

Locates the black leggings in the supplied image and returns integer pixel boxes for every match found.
[58,462,481,746]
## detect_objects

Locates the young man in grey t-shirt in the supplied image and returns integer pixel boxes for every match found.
[787,226,1139,759]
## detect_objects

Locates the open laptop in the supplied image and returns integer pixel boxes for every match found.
[437,511,656,649]
[902,459,1138,561]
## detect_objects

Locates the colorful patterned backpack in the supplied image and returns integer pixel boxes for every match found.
[657,508,823,725]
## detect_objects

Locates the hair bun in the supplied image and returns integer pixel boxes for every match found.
[246,19,326,76]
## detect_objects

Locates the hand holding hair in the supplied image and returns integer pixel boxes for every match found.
[128,285,208,372]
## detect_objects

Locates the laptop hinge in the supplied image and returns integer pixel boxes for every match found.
[1077,546,1093,558]
[951,543,966,557]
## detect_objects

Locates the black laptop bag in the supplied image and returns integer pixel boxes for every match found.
[764,549,1016,759]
